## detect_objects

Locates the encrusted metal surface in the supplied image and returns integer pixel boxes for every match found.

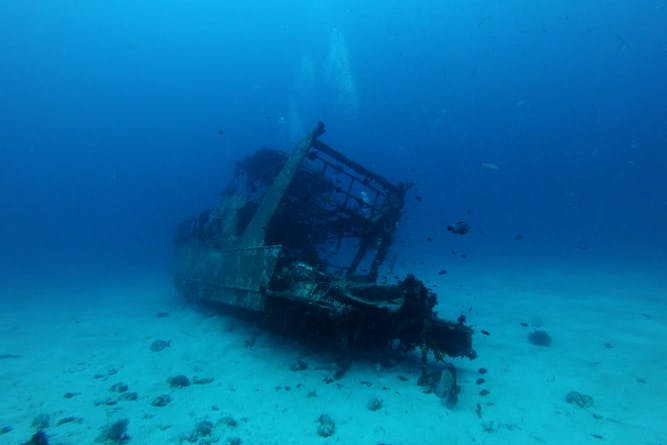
[176,242,282,311]
[173,123,476,361]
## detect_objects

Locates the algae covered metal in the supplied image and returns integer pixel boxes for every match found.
[174,122,475,362]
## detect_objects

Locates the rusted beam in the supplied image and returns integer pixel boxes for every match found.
[240,125,323,246]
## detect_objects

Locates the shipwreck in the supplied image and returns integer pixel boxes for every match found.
[174,122,476,369]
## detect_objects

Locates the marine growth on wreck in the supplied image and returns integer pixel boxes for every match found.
[174,122,476,372]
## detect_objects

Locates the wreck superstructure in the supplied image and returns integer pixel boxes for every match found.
[174,122,475,362]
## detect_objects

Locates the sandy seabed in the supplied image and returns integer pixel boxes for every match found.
[0,266,665,445]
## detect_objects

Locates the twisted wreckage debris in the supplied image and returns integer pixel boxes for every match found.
[174,122,476,377]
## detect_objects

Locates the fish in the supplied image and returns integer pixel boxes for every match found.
[481,162,500,170]
[150,339,171,352]
[0,353,22,360]
[447,221,471,235]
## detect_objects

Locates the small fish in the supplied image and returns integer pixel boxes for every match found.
[514,233,524,241]
[0,353,22,360]
[447,221,471,235]
[481,330,490,336]
[481,162,500,170]
[438,269,447,275]
[150,339,171,352]
[415,195,423,202]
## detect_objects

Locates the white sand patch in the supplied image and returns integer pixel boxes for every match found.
[0,268,665,444]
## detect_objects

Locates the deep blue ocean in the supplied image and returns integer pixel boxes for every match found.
[1,3,667,445]
[1,1,665,285]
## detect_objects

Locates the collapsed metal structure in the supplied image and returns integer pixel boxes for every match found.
[174,122,475,363]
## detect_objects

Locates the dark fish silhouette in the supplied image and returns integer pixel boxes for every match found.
[0,353,22,360]
[447,221,471,235]
[150,339,171,352]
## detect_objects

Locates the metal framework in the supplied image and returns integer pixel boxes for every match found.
[173,122,476,361]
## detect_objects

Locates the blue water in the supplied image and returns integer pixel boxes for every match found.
[1,1,666,285]
[1,3,667,443]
